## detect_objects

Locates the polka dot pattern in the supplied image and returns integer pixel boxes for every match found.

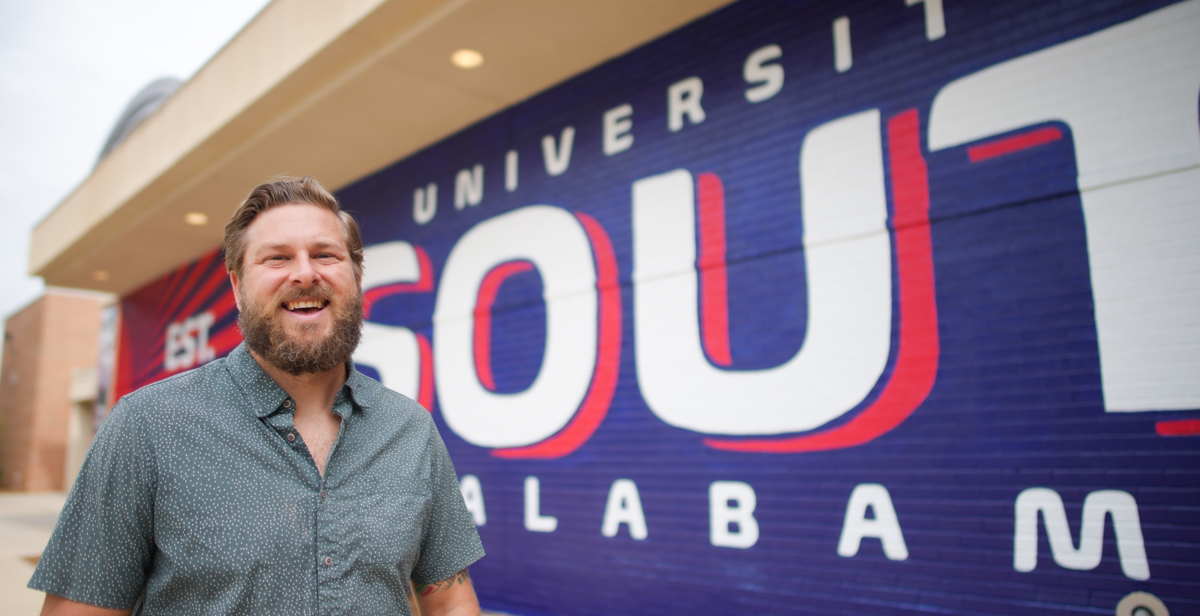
[29,342,485,614]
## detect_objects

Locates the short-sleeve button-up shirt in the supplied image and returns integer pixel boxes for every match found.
[30,343,484,615]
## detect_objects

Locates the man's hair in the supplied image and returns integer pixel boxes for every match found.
[224,175,364,280]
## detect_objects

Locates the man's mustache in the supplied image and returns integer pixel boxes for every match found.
[273,285,335,306]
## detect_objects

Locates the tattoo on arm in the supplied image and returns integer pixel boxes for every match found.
[414,569,471,597]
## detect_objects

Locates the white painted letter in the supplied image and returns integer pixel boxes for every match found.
[833,17,852,73]
[709,481,759,548]
[542,126,575,176]
[905,0,946,41]
[163,322,192,371]
[928,1,1200,411]
[459,474,486,526]
[744,44,784,103]
[667,77,705,132]
[1014,488,1149,580]
[414,183,437,224]
[164,311,215,372]
[837,483,909,561]
[454,164,483,209]
[603,104,634,156]
[632,110,892,435]
[193,312,214,365]
[601,479,647,540]
[353,242,426,400]
[524,476,558,533]
[505,150,518,192]
[434,206,599,447]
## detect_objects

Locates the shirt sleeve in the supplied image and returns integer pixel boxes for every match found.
[28,397,157,609]
[409,423,485,585]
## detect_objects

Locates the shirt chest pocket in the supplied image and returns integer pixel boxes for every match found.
[160,486,311,578]
[358,491,430,571]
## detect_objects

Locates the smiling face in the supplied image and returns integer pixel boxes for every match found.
[231,203,363,375]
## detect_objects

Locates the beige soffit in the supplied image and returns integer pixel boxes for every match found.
[31,0,733,296]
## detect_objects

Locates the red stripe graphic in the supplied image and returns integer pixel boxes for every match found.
[1155,419,1200,437]
[204,290,241,356]
[493,213,622,458]
[697,172,733,366]
[159,250,214,320]
[706,108,940,453]
[360,244,435,406]
[113,310,134,403]
[967,126,1063,162]
[117,248,239,397]
[363,246,433,319]
[175,258,231,326]
[472,261,535,391]
[416,333,435,412]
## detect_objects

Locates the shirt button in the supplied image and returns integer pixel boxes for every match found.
[324,556,333,567]
[286,433,296,442]
[283,399,293,409]
[320,490,327,499]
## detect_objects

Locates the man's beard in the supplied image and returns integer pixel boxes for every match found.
[238,285,363,376]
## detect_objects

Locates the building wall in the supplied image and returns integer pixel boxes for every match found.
[0,291,103,491]
[111,0,1199,614]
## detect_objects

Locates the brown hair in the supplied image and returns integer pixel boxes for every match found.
[223,175,364,280]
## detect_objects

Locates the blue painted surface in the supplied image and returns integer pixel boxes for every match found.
[122,0,1200,613]
[337,1,1198,613]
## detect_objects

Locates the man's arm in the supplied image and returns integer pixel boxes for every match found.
[413,569,480,616]
[40,594,132,616]
[30,400,156,610]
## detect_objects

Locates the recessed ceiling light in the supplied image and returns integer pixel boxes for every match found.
[451,49,484,69]
[185,212,208,226]
[92,270,110,281]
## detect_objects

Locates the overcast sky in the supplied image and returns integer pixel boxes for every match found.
[0,0,272,326]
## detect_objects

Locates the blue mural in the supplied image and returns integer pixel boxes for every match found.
[292,0,1198,613]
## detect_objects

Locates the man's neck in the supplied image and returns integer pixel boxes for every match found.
[249,349,348,413]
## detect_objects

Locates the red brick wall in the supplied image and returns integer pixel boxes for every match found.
[0,291,103,491]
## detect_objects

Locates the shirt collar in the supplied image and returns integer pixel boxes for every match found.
[342,365,378,412]
[224,342,376,418]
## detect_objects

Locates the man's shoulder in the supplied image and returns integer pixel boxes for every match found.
[116,356,233,410]
[356,376,426,414]
[352,374,436,428]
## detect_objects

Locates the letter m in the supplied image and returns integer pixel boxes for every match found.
[1013,488,1149,580]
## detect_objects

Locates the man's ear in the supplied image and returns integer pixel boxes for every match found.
[230,271,242,311]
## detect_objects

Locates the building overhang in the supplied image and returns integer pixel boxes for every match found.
[31,0,732,295]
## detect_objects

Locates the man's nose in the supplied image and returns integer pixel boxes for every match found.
[290,253,320,283]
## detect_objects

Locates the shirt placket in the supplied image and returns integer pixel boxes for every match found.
[315,392,355,616]
[262,397,327,616]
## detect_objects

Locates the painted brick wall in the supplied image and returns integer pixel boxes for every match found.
[1,291,103,491]
[114,1,1199,614]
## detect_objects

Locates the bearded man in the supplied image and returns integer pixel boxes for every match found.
[31,176,484,616]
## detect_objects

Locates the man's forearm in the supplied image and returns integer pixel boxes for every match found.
[413,569,481,616]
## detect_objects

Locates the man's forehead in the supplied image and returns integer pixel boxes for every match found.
[244,203,346,248]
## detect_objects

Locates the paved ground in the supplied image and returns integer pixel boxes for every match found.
[0,491,514,615]
[0,491,67,616]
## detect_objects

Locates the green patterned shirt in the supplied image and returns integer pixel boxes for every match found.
[30,342,484,615]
